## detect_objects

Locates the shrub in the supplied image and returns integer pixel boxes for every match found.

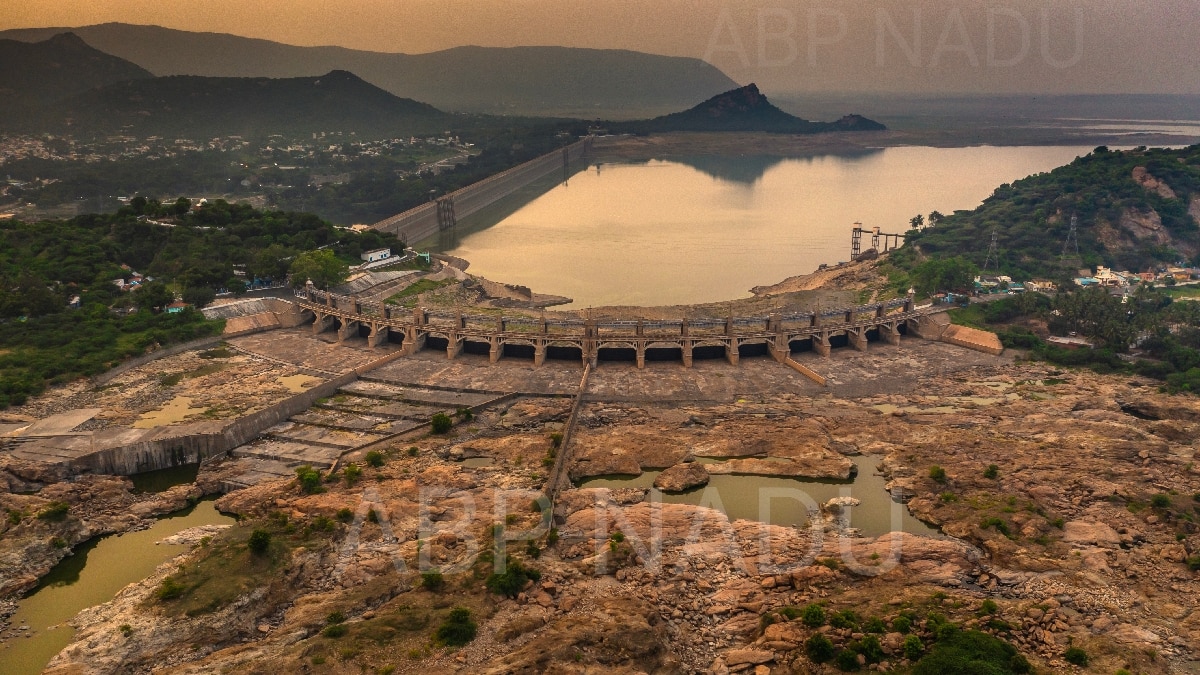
[984,464,999,479]
[434,607,477,646]
[50,536,68,548]
[322,624,348,638]
[863,616,887,634]
[1186,555,1200,571]
[829,609,859,631]
[834,648,861,671]
[295,465,324,494]
[913,630,1025,675]
[978,599,999,615]
[247,529,271,556]
[546,528,559,546]
[157,576,186,600]
[1151,493,1172,509]
[365,450,385,467]
[367,509,379,523]
[801,603,826,627]
[37,501,70,521]
[549,432,564,449]
[904,635,924,660]
[857,634,884,663]
[431,413,453,434]
[892,615,912,634]
[1063,646,1088,666]
[981,517,1011,537]
[805,633,836,663]
[336,507,354,522]
[486,556,540,598]
[343,463,362,485]
[313,515,335,532]
[455,407,474,421]
[421,570,445,591]
[327,611,346,625]
[929,465,947,483]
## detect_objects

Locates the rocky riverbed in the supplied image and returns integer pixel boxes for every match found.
[4,345,1200,674]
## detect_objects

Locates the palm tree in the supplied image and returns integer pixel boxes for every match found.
[927,211,944,228]
[909,214,925,230]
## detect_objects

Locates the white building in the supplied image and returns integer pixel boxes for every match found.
[360,248,391,263]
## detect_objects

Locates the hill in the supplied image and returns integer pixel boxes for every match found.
[0,32,151,110]
[0,23,738,119]
[20,70,450,137]
[893,145,1200,278]
[616,84,886,134]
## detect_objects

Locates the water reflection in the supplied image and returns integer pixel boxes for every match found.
[440,145,1101,307]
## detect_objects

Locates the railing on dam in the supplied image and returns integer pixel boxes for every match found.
[294,287,938,368]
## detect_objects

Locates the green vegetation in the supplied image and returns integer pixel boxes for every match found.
[1063,645,1089,666]
[893,145,1200,279]
[929,466,948,483]
[937,288,1200,394]
[433,607,477,647]
[343,463,363,486]
[1151,493,1172,509]
[984,464,999,480]
[289,249,349,290]
[247,529,272,556]
[0,202,397,406]
[36,500,70,521]
[295,465,324,494]
[801,603,826,627]
[805,633,836,663]
[913,630,1030,674]
[420,570,445,592]
[385,279,454,306]
[365,450,385,468]
[485,556,541,598]
[430,413,453,434]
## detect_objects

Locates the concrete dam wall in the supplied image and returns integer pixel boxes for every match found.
[372,137,593,244]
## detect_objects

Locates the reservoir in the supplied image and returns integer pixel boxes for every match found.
[440,145,1104,307]
[0,500,235,675]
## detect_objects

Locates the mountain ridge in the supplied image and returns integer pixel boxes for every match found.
[0,32,153,109]
[0,23,739,118]
[21,69,451,137]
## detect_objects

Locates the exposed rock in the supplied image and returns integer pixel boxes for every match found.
[1062,521,1122,547]
[654,463,710,492]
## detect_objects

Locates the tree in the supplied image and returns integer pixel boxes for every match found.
[134,281,175,312]
[928,211,944,228]
[171,197,191,216]
[910,257,979,295]
[910,214,925,230]
[182,286,216,308]
[288,249,347,289]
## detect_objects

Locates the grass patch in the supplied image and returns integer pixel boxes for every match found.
[150,520,328,617]
[384,279,454,306]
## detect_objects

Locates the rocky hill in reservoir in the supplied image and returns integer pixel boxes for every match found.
[615,83,887,135]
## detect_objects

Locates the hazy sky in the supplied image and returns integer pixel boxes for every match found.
[6,0,1200,94]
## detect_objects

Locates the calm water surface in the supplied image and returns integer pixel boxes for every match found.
[579,455,939,538]
[0,500,234,675]
[442,145,1103,307]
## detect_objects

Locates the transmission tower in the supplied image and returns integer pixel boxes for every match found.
[982,228,999,273]
[1060,214,1082,269]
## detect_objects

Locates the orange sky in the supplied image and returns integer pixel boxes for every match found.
[5,0,1200,94]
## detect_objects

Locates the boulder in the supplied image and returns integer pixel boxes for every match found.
[653,463,710,492]
[1062,521,1122,547]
